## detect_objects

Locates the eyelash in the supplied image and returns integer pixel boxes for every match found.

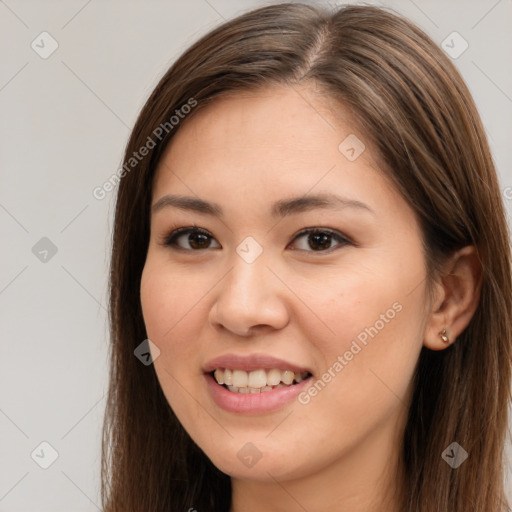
[160,224,352,254]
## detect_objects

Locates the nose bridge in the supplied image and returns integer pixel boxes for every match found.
[222,243,272,308]
[228,247,270,300]
[210,240,289,335]
[226,234,273,296]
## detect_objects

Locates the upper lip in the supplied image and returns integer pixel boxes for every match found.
[203,353,312,374]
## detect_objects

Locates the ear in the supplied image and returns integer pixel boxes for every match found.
[424,245,483,351]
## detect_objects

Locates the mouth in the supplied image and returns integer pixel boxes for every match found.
[210,368,313,394]
[203,353,314,413]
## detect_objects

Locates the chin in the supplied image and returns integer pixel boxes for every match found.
[201,439,312,482]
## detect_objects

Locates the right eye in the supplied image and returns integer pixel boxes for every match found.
[162,226,221,251]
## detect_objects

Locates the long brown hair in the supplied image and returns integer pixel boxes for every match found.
[101,3,512,511]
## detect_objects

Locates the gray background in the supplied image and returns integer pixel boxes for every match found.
[0,0,511,510]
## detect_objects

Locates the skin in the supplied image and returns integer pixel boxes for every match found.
[140,84,482,512]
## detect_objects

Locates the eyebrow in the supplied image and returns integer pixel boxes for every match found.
[151,193,374,217]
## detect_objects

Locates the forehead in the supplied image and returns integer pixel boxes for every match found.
[165,85,356,157]
[157,86,377,178]
[151,85,405,224]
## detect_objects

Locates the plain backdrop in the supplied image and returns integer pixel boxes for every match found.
[1,0,511,510]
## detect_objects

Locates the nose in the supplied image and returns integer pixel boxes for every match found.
[208,251,290,337]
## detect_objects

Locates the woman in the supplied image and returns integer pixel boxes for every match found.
[101,3,512,511]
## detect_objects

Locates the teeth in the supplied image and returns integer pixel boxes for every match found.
[213,368,310,390]
[232,370,248,388]
[248,369,267,388]
[214,369,224,385]
[282,370,294,385]
[267,368,281,386]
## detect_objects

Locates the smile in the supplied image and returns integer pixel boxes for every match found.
[212,368,311,393]
[203,353,314,413]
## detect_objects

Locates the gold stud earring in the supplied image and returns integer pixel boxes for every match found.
[439,328,449,343]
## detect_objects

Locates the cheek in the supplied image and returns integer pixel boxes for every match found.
[287,290,421,472]
[299,247,426,396]
[140,262,206,419]
[141,261,200,338]
[140,262,203,373]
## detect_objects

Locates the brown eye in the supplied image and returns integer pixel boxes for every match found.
[164,227,220,251]
[289,228,351,252]
[162,226,351,254]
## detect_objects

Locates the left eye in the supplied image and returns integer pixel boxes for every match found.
[162,226,350,253]
[290,228,351,252]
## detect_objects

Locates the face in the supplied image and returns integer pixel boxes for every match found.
[140,85,430,483]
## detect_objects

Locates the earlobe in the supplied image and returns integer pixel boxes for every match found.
[423,245,482,351]
[438,328,449,344]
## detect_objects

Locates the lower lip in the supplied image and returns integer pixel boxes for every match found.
[204,373,312,414]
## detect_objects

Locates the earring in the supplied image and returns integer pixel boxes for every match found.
[439,328,449,343]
